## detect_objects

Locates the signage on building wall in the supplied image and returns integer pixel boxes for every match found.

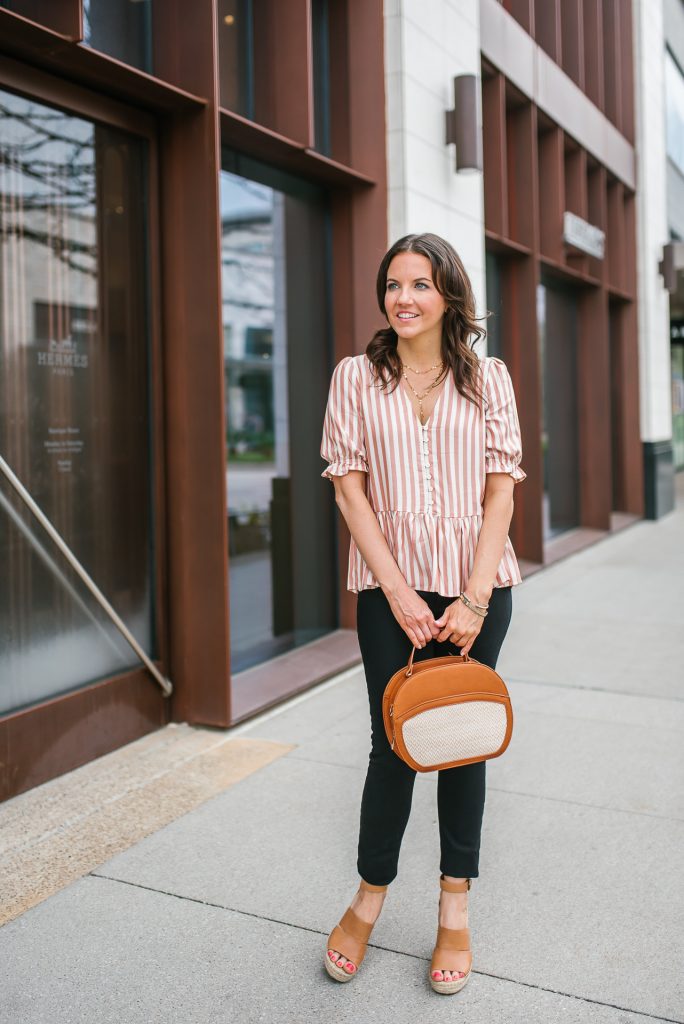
[563,211,605,260]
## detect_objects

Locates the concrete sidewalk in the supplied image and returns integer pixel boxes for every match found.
[1,479,683,1024]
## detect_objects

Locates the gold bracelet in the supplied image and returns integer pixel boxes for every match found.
[459,593,488,617]
[461,591,489,611]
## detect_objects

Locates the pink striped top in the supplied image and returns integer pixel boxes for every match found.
[320,354,527,595]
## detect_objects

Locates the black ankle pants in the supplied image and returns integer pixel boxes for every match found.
[355,585,513,887]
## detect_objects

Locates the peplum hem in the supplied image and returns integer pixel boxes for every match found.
[346,509,523,596]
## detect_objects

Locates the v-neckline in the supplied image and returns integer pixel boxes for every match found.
[399,370,449,430]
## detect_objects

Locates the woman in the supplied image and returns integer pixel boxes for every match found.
[319,232,526,995]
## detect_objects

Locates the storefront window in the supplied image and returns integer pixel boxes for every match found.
[537,279,580,539]
[672,339,684,471]
[82,0,153,73]
[665,48,684,177]
[0,90,153,714]
[220,153,336,673]
[485,250,504,359]
[312,0,332,155]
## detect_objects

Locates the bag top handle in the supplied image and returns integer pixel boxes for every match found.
[406,645,470,677]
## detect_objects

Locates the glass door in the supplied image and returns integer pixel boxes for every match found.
[0,88,155,714]
[220,152,337,674]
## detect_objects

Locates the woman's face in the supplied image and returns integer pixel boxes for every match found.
[384,252,447,340]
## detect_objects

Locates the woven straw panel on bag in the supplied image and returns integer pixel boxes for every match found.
[402,701,508,768]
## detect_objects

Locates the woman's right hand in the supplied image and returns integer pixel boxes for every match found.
[383,582,440,649]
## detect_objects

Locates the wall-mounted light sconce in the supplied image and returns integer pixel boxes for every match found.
[659,241,684,292]
[445,74,483,174]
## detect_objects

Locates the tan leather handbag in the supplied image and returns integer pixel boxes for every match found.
[382,647,513,772]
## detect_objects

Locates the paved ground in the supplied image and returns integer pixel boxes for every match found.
[1,477,683,1024]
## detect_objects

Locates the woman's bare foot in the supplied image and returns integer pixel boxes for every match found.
[431,876,470,983]
[327,886,387,975]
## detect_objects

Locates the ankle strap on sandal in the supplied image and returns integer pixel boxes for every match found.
[440,875,471,893]
[359,880,388,893]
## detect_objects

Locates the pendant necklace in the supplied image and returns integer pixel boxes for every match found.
[401,363,445,424]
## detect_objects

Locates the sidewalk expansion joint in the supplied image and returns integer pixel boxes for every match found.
[506,676,684,704]
[485,785,684,823]
[281,754,684,822]
[88,871,681,1024]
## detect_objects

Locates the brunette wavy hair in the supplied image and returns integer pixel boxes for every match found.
[366,232,487,407]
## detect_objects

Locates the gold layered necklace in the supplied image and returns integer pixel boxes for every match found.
[400,361,445,424]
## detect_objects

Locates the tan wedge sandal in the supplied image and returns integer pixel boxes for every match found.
[324,880,388,983]
[429,876,472,995]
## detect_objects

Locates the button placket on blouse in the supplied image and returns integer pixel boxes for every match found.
[422,423,433,513]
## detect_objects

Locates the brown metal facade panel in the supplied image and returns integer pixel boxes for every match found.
[606,177,627,294]
[20,0,80,37]
[602,0,621,131]
[251,0,312,143]
[582,0,604,111]
[533,0,561,63]
[327,0,352,166]
[0,54,158,135]
[482,12,640,569]
[0,14,206,113]
[482,70,508,239]
[218,108,375,187]
[587,161,608,283]
[560,0,583,89]
[154,0,231,727]
[503,0,533,33]
[0,2,80,39]
[506,98,537,250]
[0,668,168,801]
[537,126,564,262]
[619,0,635,145]
[565,144,589,276]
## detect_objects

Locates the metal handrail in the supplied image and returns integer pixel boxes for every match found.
[0,454,173,697]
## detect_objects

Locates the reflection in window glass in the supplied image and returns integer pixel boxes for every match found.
[537,280,580,540]
[485,250,504,359]
[218,0,254,116]
[672,342,684,471]
[312,0,331,155]
[0,89,153,714]
[666,49,684,177]
[82,0,153,73]
[220,158,336,673]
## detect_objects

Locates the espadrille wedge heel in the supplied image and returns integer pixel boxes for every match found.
[324,880,388,983]
[429,876,472,995]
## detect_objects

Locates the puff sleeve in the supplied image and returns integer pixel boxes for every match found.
[320,356,369,479]
[483,357,527,484]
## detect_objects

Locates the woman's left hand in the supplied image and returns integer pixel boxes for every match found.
[434,598,485,656]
